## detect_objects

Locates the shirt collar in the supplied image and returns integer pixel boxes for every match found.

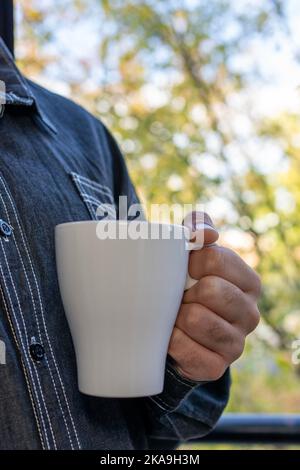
[0,37,57,133]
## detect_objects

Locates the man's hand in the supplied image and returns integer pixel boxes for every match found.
[168,213,261,382]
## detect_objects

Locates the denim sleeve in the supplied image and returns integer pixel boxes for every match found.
[102,124,231,444]
[144,360,231,445]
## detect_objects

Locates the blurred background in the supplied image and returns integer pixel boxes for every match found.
[13,0,300,449]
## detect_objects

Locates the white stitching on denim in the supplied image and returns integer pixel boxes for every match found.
[81,195,116,218]
[165,413,184,441]
[80,181,114,202]
[0,242,57,448]
[70,173,115,221]
[148,395,170,411]
[166,366,194,388]
[0,282,45,449]
[148,397,166,411]
[0,178,80,448]
[0,194,42,342]
[0,248,52,449]
[42,356,74,447]
[74,176,95,220]
[72,174,114,202]
[0,191,74,447]
[71,173,114,201]
[0,176,81,449]
[0,191,75,449]
[155,395,173,409]
[20,356,47,448]
[149,368,194,412]
[81,194,110,206]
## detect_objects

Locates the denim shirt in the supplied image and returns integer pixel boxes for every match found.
[0,38,230,450]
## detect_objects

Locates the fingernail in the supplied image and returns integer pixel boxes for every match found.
[195,222,217,232]
[182,211,216,232]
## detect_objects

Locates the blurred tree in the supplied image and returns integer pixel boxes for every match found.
[15,0,300,411]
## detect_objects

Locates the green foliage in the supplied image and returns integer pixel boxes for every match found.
[16,0,300,414]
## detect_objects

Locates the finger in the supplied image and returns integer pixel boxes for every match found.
[176,303,245,363]
[168,326,227,382]
[183,211,219,246]
[188,245,261,298]
[183,275,260,333]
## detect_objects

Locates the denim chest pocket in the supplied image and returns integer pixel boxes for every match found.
[69,172,116,220]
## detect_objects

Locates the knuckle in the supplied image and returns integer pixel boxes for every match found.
[207,356,227,381]
[208,321,233,346]
[237,297,260,334]
[168,328,181,355]
[243,294,260,329]
[251,272,262,297]
[198,275,218,298]
[231,335,245,361]
[184,304,201,332]
[205,247,225,274]
[178,350,200,378]
[248,305,260,331]
[223,283,239,308]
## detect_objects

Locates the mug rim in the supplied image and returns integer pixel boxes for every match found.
[55,220,189,234]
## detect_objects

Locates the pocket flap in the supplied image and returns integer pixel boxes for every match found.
[70,172,116,220]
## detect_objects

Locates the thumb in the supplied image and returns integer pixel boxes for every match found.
[182,211,219,247]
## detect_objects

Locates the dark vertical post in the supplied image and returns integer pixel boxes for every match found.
[0,0,14,57]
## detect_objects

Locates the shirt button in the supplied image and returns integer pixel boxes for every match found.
[0,220,13,238]
[30,342,45,362]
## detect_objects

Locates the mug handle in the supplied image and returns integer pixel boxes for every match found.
[184,224,219,290]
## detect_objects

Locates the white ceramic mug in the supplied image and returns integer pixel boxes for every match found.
[55,220,205,397]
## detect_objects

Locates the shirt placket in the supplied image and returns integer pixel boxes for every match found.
[0,171,81,450]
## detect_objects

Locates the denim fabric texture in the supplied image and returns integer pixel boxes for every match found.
[0,38,230,450]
